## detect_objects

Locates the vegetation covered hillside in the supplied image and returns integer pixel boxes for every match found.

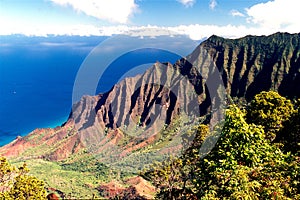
[142,91,299,199]
[197,32,300,100]
[1,91,298,199]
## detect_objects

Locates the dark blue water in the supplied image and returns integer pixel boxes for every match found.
[0,35,195,146]
[0,36,106,146]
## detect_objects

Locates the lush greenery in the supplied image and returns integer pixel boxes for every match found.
[247,91,295,141]
[1,91,299,199]
[0,157,47,199]
[11,157,126,199]
[142,91,300,199]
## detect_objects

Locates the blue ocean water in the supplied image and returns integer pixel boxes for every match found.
[0,35,197,146]
[0,36,106,146]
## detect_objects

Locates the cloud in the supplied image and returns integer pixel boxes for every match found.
[0,23,288,41]
[246,0,299,31]
[230,10,245,17]
[169,24,272,40]
[50,0,138,24]
[177,0,196,7]
[39,42,87,47]
[0,21,103,37]
[209,0,217,10]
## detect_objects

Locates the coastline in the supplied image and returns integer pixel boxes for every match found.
[0,116,68,147]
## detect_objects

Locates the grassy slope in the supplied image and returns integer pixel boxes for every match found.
[12,159,101,199]
[7,115,191,198]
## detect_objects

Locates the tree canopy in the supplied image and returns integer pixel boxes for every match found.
[0,157,47,200]
[142,91,300,199]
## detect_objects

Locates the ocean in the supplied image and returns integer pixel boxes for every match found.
[0,35,198,146]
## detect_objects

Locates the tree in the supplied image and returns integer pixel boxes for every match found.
[192,104,299,199]
[141,124,210,199]
[141,157,185,199]
[0,157,47,199]
[143,102,299,199]
[276,99,300,155]
[9,175,47,200]
[246,91,294,141]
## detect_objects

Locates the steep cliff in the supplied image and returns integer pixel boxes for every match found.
[198,32,300,99]
[1,32,299,162]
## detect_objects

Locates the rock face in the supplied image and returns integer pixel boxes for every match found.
[73,61,203,133]
[64,61,204,161]
[1,32,299,161]
[198,32,300,100]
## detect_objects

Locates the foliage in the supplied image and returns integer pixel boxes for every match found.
[60,156,110,179]
[15,158,105,199]
[9,175,46,200]
[142,157,184,199]
[246,91,294,141]
[143,91,300,199]
[192,105,299,199]
[2,91,299,199]
[0,157,47,199]
[141,124,209,199]
[276,99,300,155]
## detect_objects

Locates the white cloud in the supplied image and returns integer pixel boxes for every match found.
[0,22,290,41]
[39,42,87,47]
[230,10,245,17]
[177,0,196,7]
[50,0,138,24]
[0,19,103,37]
[169,24,273,40]
[246,0,300,31]
[209,0,217,10]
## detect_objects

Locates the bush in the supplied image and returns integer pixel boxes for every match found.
[246,91,294,141]
[0,157,47,199]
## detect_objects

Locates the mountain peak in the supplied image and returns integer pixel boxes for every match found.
[1,32,299,165]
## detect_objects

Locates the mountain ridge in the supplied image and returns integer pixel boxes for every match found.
[201,32,300,99]
[1,32,299,163]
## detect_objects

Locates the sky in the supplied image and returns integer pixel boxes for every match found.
[0,0,299,40]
